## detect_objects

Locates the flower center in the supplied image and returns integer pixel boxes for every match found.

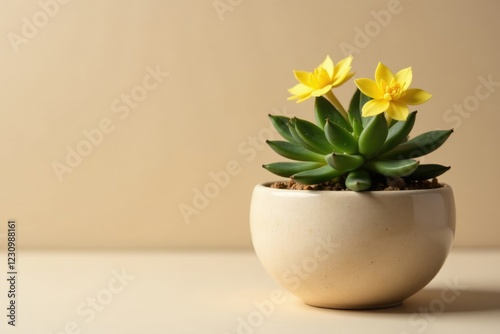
[383,80,404,101]
[311,68,331,88]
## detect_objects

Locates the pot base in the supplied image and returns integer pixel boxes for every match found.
[304,301,403,310]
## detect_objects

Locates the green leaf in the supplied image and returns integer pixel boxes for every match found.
[315,96,351,131]
[348,88,362,126]
[294,117,334,154]
[292,165,343,185]
[365,159,420,177]
[359,92,373,127]
[358,113,388,159]
[351,117,363,139]
[406,164,451,180]
[263,161,325,177]
[379,129,453,160]
[269,115,295,143]
[345,170,372,191]
[266,140,325,162]
[325,153,365,172]
[380,111,417,154]
[288,119,327,155]
[324,119,358,154]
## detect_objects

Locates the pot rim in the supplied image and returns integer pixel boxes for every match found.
[255,181,452,196]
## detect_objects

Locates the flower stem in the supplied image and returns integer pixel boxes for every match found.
[324,90,348,121]
[385,113,393,126]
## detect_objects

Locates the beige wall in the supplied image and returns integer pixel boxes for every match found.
[0,0,499,249]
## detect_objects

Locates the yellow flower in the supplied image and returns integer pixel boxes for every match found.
[354,62,432,121]
[288,55,354,103]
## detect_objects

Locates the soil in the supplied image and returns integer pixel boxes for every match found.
[270,176,443,191]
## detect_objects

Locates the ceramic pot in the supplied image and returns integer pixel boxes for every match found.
[250,182,455,309]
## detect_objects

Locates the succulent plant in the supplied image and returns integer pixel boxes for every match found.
[264,90,453,191]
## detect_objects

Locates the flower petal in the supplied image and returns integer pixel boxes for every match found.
[332,55,353,82]
[287,91,313,102]
[332,71,355,87]
[287,84,313,101]
[395,66,412,90]
[400,88,432,105]
[362,99,389,117]
[288,83,312,96]
[310,85,333,97]
[375,62,394,85]
[386,101,409,121]
[296,94,314,103]
[354,78,384,99]
[319,55,334,78]
[293,70,313,86]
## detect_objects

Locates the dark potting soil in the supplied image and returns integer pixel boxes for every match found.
[270,177,443,191]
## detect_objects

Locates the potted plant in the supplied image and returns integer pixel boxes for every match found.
[250,55,455,309]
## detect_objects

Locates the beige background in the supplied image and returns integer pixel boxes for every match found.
[0,0,498,249]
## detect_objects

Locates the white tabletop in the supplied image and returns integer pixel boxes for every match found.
[2,248,499,334]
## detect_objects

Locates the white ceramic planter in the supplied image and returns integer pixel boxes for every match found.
[250,182,455,309]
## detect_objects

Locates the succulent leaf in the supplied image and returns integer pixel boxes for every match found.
[359,92,373,127]
[350,117,363,139]
[345,170,372,191]
[324,119,358,154]
[379,129,453,160]
[315,96,351,131]
[294,117,334,154]
[266,140,325,162]
[287,119,327,155]
[269,115,296,143]
[325,153,365,172]
[407,164,451,180]
[365,159,419,177]
[263,161,325,177]
[348,88,362,126]
[358,113,388,159]
[380,111,417,154]
[292,165,343,185]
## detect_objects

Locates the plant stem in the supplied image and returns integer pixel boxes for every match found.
[385,113,395,126]
[324,90,348,121]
